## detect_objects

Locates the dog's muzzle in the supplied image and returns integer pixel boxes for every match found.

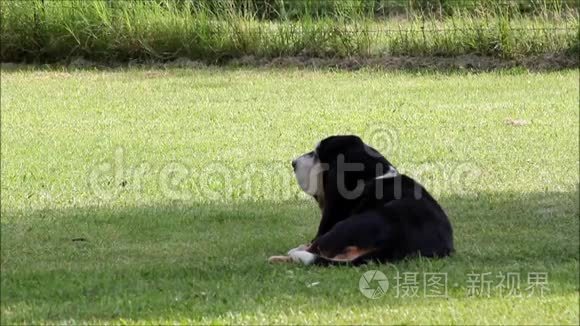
[292,152,321,196]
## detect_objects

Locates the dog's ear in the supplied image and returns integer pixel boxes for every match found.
[317,135,365,197]
[318,135,398,194]
[358,144,397,175]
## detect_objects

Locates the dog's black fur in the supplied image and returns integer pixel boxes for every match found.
[304,135,454,265]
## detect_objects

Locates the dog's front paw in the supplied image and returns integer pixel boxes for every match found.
[287,244,310,255]
[288,250,317,265]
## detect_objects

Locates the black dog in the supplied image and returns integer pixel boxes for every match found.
[268,135,454,265]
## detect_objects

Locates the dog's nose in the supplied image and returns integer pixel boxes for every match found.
[291,160,297,170]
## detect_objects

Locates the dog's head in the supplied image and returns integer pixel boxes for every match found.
[292,135,397,205]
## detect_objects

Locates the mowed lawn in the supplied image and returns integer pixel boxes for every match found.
[1,67,578,325]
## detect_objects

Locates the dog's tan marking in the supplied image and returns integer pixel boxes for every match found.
[322,246,375,262]
[268,255,293,263]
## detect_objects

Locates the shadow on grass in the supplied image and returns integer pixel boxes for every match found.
[1,189,578,322]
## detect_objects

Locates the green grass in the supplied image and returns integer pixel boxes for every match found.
[1,0,578,62]
[1,67,579,324]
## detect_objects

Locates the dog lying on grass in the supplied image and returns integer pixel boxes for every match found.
[269,135,454,266]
